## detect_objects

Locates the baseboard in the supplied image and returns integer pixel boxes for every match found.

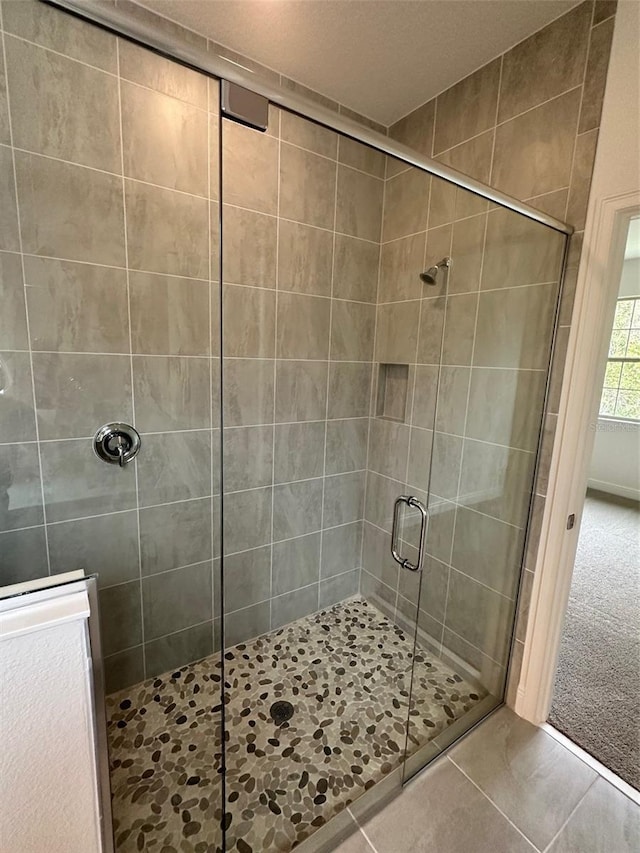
[586,479,640,503]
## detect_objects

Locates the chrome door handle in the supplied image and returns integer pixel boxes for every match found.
[390,495,428,572]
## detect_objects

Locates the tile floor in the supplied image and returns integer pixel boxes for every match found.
[106,597,486,852]
[335,707,640,853]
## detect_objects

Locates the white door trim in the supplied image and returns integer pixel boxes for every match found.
[516,189,640,724]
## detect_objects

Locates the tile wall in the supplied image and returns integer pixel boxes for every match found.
[219,108,385,643]
[360,160,565,695]
[0,0,222,691]
[386,0,617,701]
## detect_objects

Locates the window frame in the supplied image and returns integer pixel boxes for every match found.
[598,294,640,423]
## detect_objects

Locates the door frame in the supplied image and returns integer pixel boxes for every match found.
[516,188,640,724]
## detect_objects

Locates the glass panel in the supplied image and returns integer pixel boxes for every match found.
[0,6,223,850]
[219,107,413,851]
[399,172,567,776]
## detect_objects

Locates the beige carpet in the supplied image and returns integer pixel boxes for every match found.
[549,491,640,790]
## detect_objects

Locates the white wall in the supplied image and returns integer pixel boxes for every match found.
[0,588,103,853]
[588,254,640,500]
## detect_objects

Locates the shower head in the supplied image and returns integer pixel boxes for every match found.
[420,256,451,285]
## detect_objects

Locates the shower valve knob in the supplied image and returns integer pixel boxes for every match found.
[93,423,141,467]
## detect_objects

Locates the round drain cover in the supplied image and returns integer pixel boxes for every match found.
[270,700,294,725]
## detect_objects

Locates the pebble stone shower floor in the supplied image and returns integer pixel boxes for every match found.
[106,597,486,852]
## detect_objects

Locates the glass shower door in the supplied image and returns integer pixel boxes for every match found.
[401,175,567,777]
[218,103,425,851]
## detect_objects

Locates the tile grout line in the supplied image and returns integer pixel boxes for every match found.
[540,775,599,853]
[115,37,147,680]
[346,806,381,853]
[317,127,340,612]
[1,10,52,577]
[447,755,540,851]
[208,76,217,657]
[269,106,282,631]
[360,136,387,598]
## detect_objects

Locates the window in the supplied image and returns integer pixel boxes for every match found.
[599,297,640,420]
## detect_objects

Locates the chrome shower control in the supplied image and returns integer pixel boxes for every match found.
[93,423,141,467]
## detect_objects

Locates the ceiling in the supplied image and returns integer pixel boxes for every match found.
[139,0,581,125]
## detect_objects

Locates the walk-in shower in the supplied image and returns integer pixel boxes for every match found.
[0,2,571,852]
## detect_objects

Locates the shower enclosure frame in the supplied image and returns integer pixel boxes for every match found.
[37,0,575,848]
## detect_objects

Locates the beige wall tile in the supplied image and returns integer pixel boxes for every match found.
[441,293,478,366]
[274,421,325,483]
[132,355,210,431]
[119,38,207,109]
[498,1,592,123]
[459,439,536,527]
[275,360,328,423]
[382,167,430,242]
[492,89,581,199]
[129,272,209,356]
[223,120,278,214]
[328,362,371,419]
[278,219,333,297]
[5,37,121,172]
[375,301,420,363]
[580,17,615,133]
[0,42,8,146]
[276,292,330,359]
[325,419,368,475]
[368,418,410,481]
[137,430,212,506]
[566,130,598,230]
[481,207,565,290]
[126,179,208,277]
[223,359,274,427]
[2,0,117,72]
[32,351,131,440]
[25,257,129,353]
[332,234,379,303]
[223,205,277,288]
[416,296,446,365]
[223,285,275,358]
[0,252,28,350]
[280,110,337,158]
[0,352,36,443]
[434,58,501,155]
[40,438,136,523]
[16,152,125,265]
[467,368,547,451]
[223,425,273,491]
[280,142,337,229]
[449,215,486,295]
[389,99,435,159]
[474,284,556,370]
[336,165,384,241]
[330,300,375,361]
[379,233,426,303]
[121,80,208,195]
[323,471,365,527]
[338,136,386,178]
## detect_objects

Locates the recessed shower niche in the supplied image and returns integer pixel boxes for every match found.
[376,363,410,423]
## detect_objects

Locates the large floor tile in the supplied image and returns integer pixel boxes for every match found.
[548,777,640,853]
[360,758,535,853]
[450,707,597,850]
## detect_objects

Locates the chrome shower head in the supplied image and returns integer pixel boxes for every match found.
[420,256,451,285]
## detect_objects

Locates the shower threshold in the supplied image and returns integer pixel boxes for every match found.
[106,597,486,852]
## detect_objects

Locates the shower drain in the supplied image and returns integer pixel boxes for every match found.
[269,700,294,725]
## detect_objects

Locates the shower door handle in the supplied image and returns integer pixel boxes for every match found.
[390,495,428,572]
